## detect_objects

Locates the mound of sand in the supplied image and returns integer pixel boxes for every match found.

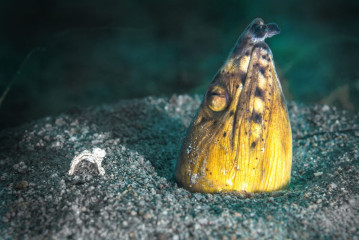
[0,95,358,239]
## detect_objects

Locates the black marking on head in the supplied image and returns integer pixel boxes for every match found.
[230,108,239,147]
[233,57,241,67]
[245,51,250,56]
[252,111,263,124]
[223,132,227,137]
[251,141,257,148]
[259,67,266,75]
[236,84,239,88]
[254,87,265,100]
[253,24,267,39]
[205,168,209,171]
[241,75,246,85]
[195,116,207,125]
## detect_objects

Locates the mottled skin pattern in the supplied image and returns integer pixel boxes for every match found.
[175,18,292,193]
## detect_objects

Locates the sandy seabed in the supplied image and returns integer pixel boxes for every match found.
[0,95,358,239]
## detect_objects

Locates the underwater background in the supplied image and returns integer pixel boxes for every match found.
[0,0,358,129]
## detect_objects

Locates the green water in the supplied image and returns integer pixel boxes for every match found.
[0,0,358,129]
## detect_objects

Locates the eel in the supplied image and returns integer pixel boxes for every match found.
[175,18,292,193]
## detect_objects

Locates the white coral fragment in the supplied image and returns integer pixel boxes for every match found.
[68,148,106,176]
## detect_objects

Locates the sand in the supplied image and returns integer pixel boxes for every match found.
[0,95,358,239]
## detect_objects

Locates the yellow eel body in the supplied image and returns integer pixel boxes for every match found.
[175,18,292,193]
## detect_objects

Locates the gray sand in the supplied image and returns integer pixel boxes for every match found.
[0,95,358,239]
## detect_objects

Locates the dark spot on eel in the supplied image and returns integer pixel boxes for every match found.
[251,141,257,148]
[259,67,266,75]
[223,132,227,137]
[241,75,246,85]
[252,111,263,124]
[254,87,265,100]
[230,110,234,116]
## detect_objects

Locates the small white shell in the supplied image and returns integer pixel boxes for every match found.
[68,148,106,175]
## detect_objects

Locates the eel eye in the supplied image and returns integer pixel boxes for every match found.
[206,85,229,112]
